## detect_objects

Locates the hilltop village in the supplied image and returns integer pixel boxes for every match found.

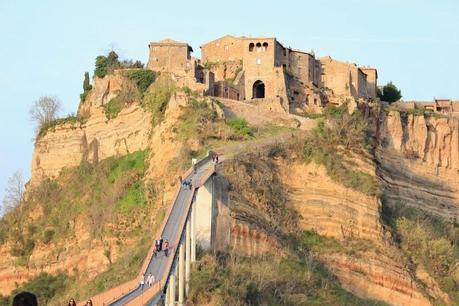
[147,35,378,113]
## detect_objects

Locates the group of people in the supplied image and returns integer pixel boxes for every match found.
[139,272,156,290]
[155,237,170,257]
[67,298,92,306]
[212,153,219,163]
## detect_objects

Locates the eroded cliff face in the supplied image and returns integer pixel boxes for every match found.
[277,159,441,306]
[378,110,459,220]
[31,74,152,185]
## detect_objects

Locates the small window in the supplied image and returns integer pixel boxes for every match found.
[256,42,262,52]
[224,45,229,51]
[249,43,254,52]
[262,42,268,52]
[283,49,287,56]
[256,58,261,65]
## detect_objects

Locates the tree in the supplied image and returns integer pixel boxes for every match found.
[2,171,24,214]
[29,96,61,133]
[80,72,92,102]
[379,82,402,103]
[94,51,120,78]
[83,72,92,92]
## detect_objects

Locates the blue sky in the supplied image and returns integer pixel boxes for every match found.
[0,0,458,204]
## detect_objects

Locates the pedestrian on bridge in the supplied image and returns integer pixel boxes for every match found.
[139,274,145,290]
[163,239,170,257]
[155,237,163,252]
[146,273,155,287]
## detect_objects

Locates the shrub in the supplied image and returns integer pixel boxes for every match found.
[11,272,69,305]
[125,69,156,96]
[94,51,120,78]
[104,96,124,119]
[302,107,379,196]
[188,252,386,306]
[378,82,402,103]
[226,117,253,137]
[43,228,55,244]
[37,114,79,138]
[142,75,176,126]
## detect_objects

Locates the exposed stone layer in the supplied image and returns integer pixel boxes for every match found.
[31,104,151,185]
[377,111,459,220]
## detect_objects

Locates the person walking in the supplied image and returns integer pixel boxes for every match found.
[68,299,77,306]
[139,274,145,290]
[155,239,161,252]
[215,154,219,163]
[163,239,170,257]
[147,273,155,287]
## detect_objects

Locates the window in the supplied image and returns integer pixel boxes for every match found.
[249,43,254,52]
[262,42,268,52]
[256,42,262,52]
[256,58,261,65]
[224,45,229,51]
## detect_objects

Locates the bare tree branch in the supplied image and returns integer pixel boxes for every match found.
[2,170,24,214]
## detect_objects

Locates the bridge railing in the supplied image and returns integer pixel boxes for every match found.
[78,152,216,306]
[123,164,217,305]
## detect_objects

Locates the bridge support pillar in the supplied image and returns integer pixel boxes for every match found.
[191,205,196,262]
[165,285,170,305]
[169,272,176,306]
[185,219,191,295]
[178,242,185,306]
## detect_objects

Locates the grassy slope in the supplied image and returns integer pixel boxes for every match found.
[0,150,164,305]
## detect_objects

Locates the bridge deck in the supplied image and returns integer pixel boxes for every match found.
[108,159,215,305]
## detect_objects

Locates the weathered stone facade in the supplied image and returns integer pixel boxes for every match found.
[149,35,379,113]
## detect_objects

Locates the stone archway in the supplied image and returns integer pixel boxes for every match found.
[252,80,265,99]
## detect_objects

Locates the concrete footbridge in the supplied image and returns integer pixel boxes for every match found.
[80,153,218,306]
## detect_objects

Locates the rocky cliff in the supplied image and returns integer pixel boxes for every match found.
[377,110,459,220]
[31,73,152,185]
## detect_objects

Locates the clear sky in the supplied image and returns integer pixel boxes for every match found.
[0,0,458,205]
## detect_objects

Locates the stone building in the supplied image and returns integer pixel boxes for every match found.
[148,35,378,113]
[147,38,214,95]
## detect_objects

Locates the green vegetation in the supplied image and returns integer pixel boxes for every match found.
[142,75,176,126]
[103,96,124,119]
[302,104,379,196]
[378,82,402,103]
[0,272,70,306]
[382,202,459,303]
[0,150,155,305]
[125,69,156,96]
[226,117,254,137]
[175,98,218,140]
[80,72,92,103]
[94,51,120,78]
[37,114,80,138]
[1,150,149,253]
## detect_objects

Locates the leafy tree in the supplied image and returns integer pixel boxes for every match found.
[2,171,24,214]
[378,82,402,103]
[29,96,61,133]
[94,51,120,78]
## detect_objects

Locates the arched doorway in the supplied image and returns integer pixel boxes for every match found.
[252,80,265,99]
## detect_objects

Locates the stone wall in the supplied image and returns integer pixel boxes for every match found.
[147,39,195,77]
[200,35,243,64]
